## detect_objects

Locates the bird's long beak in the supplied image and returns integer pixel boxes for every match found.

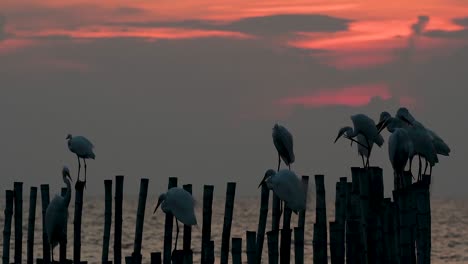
[334,131,344,143]
[376,119,389,134]
[258,174,268,189]
[153,200,162,214]
[67,174,73,183]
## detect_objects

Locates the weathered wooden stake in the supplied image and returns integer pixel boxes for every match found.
[231,238,242,264]
[221,182,236,264]
[102,180,113,264]
[114,175,124,264]
[132,178,149,264]
[333,177,347,264]
[255,183,270,264]
[14,182,23,264]
[280,205,292,264]
[40,184,51,263]
[74,180,86,263]
[382,198,395,264]
[272,194,281,231]
[60,187,68,262]
[313,174,327,264]
[202,240,215,264]
[298,175,309,228]
[416,175,431,264]
[329,221,339,264]
[267,231,279,264]
[357,168,369,264]
[201,185,214,263]
[246,231,257,264]
[27,187,37,264]
[346,181,360,264]
[294,227,304,264]
[2,190,14,264]
[182,184,193,253]
[394,187,412,264]
[163,177,178,264]
[150,252,161,264]
[368,168,384,263]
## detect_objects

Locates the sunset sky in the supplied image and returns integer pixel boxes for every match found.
[1,0,467,197]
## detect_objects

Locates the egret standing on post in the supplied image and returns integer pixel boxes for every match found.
[272,124,295,172]
[388,128,412,189]
[154,187,197,251]
[66,134,95,187]
[45,166,73,262]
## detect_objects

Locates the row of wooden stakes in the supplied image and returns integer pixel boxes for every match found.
[2,167,431,264]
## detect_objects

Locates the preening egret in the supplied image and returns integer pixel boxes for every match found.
[258,169,306,214]
[388,128,411,189]
[45,166,73,262]
[154,187,197,250]
[66,134,95,187]
[272,124,295,171]
[334,114,384,167]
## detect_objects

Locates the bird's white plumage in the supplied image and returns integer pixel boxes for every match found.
[350,114,384,147]
[67,135,95,159]
[272,124,295,166]
[388,128,411,175]
[266,169,305,212]
[161,187,197,226]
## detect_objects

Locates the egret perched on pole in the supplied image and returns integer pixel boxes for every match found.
[66,134,95,187]
[45,166,73,262]
[272,124,295,171]
[154,187,197,251]
[258,169,306,215]
[388,128,412,189]
[334,114,384,167]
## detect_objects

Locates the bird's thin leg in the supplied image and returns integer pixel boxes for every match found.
[288,164,291,171]
[429,165,433,176]
[418,155,422,180]
[365,136,371,168]
[77,156,81,182]
[174,219,180,251]
[51,248,54,263]
[408,156,413,173]
[84,159,88,187]
[361,155,365,168]
[277,154,281,172]
[423,160,428,179]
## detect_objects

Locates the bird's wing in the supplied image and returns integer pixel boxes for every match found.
[272,170,305,211]
[352,114,383,146]
[70,136,95,157]
[273,126,295,165]
[167,188,197,225]
[45,196,68,244]
[426,129,450,155]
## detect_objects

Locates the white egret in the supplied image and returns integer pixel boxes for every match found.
[334,114,384,167]
[388,128,412,189]
[154,187,197,250]
[45,166,73,262]
[272,124,295,171]
[66,134,95,187]
[258,169,306,214]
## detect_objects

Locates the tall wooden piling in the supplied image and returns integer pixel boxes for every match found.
[202,240,215,264]
[27,187,37,264]
[182,184,193,253]
[246,231,257,264]
[382,198,395,264]
[357,168,370,264]
[74,180,86,263]
[221,182,236,264]
[416,175,431,264]
[394,188,412,264]
[231,238,242,264]
[267,231,279,264]
[346,181,360,264]
[272,194,281,231]
[329,221,340,264]
[102,180,113,264]
[280,205,292,264]
[294,227,304,264]
[255,183,270,264]
[367,168,384,263]
[60,187,68,262]
[3,190,14,264]
[332,177,347,264]
[14,182,23,264]
[40,184,51,263]
[115,175,124,264]
[132,178,149,264]
[163,177,178,264]
[150,252,161,264]
[201,185,214,263]
[313,174,327,264]
[298,176,309,228]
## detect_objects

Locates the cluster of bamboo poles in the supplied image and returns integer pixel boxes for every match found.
[1,167,431,264]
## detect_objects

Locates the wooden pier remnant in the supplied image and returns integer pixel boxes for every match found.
[267,230,279,264]
[2,190,14,264]
[27,187,37,264]
[114,175,124,264]
[131,178,149,264]
[102,179,113,264]
[220,182,236,264]
[163,177,177,264]
[246,231,257,264]
[201,185,214,263]
[255,183,270,264]
[231,237,242,264]
[40,184,51,263]
[74,180,86,263]
[14,182,23,264]
[313,174,327,264]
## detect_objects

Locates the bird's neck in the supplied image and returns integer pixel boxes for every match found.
[63,179,72,207]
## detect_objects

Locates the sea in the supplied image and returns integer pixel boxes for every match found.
[1,196,467,263]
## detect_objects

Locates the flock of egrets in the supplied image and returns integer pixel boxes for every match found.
[43,107,450,260]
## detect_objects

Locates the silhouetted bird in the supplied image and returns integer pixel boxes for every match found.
[272,124,295,171]
[66,134,95,187]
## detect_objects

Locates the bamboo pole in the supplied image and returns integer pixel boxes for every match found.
[329,221,339,264]
[60,187,68,262]
[357,168,369,264]
[246,231,257,264]
[114,175,124,264]
[132,178,149,264]
[231,238,242,264]
[150,252,161,264]
[416,175,431,264]
[2,190,14,264]
[40,184,51,263]
[334,177,347,264]
[74,179,86,263]
[255,183,270,264]
[346,181,360,264]
[221,182,236,264]
[14,182,23,264]
[27,187,37,264]
[163,177,178,264]
[182,184,193,254]
[313,174,327,264]
[368,167,384,263]
[267,231,279,264]
[295,175,309,264]
[203,241,215,264]
[298,175,310,228]
[394,188,412,264]
[201,185,214,263]
[102,180,113,264]
[280,205,292,264]
[294,227,304,264]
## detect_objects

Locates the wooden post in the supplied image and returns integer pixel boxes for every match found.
[150,252,161,264]
[416,175,431,264]
[382,198,395,264]
[231,238,242,264]
[346,181,360,264]
[391,201,401,264]
[114,175,124,264]
[221,182,236,264]
[280,205,292,264]
[74,179,86,263]
[201,185,214,263]
[27,187,37,264]
[202,240,215,264]
[357,168,369,264]
[14,182,23,264]
[163,177,178,264]
[40,184,51,263]
[271,194,281,231]
[334,177,347,264]
[394,188,412,264]
[267,231,279,264]
[298,176,309,228]
[368,167,384,263]
[329,222,339,264]
[294,227,304,264]
[246,231,257,264]
[182,184,193,253]
[171,250,184,264]
[2,190,14,264]
[132,178,149,264]
[102,180,113,264]
[59,187,68,262]
[255,183,270,264]
[313,174,327,264]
